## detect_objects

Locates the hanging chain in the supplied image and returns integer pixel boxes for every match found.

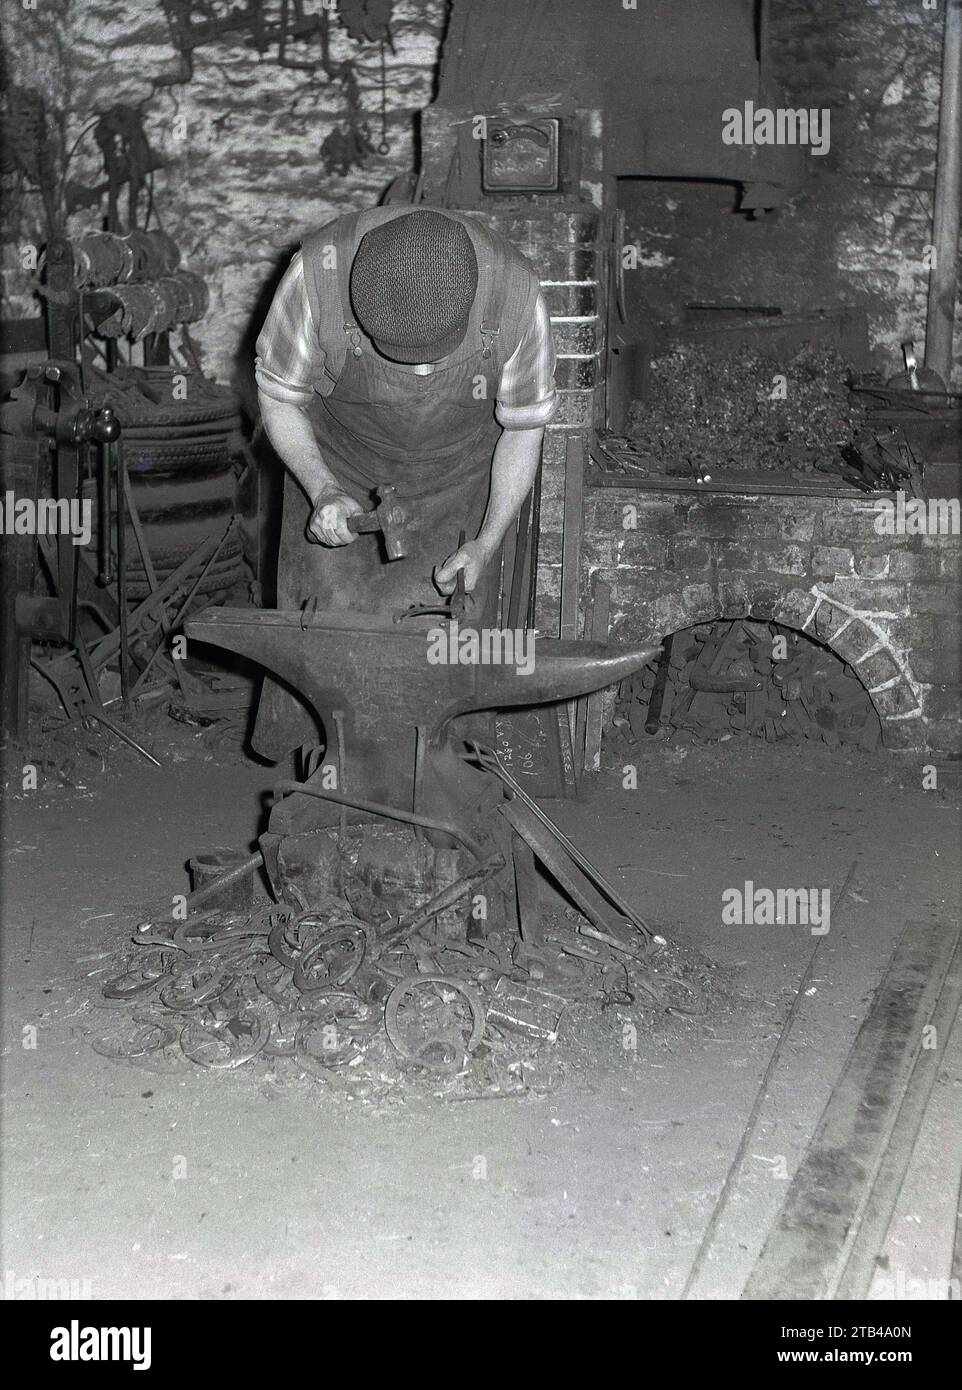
[377,39,390,155]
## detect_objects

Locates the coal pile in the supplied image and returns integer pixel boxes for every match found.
[622,343,865,474]
[611,620,882,751]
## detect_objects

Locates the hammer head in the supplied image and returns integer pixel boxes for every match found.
[374,485,408,560]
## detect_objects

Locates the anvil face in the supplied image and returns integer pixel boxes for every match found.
[185,606,659,810]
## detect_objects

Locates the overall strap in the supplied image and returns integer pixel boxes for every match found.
[301,211,365,390]
[468,220,539,371]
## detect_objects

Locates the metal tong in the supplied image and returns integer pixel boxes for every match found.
[394,528,470,624]
[469,740,655,948]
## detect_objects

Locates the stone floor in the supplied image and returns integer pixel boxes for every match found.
[2,724,959,1299]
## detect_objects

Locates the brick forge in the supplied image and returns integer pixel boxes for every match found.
[418,110,959,761]
[472,211,959,760]
[567,488,962,759]
[463,206,961,760]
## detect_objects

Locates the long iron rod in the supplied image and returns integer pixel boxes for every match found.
[111,440,130,705]
[925,0,962,382]
[89,711,161,767]
[130,517,236,696]
[273,781,486,862]
[472,741,653,940]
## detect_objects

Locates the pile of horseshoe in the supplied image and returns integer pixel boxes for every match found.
[91,897,705,1093]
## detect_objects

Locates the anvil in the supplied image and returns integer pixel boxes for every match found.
[185,606,659,847]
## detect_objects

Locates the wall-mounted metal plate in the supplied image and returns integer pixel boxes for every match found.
[482,116,561,192]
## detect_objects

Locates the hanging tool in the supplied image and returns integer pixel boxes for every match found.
[377,39,391,155]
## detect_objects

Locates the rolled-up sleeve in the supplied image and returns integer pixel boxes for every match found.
[254,252,324,405]
[495,291,558,430]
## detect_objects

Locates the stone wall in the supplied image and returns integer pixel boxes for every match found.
[4,0,956,390]
[1,0,447,390]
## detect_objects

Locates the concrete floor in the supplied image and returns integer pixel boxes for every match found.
[2,728,960,1299]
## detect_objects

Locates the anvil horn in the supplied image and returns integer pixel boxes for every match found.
[481,640,662,706]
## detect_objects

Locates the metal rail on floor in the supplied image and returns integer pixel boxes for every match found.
[742,916,962,1300]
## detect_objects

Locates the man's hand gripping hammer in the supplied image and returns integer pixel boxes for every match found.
[347,484,408,560]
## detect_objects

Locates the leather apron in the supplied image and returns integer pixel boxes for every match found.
[251,212,516,761]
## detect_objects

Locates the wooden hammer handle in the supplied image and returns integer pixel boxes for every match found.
[347,510,380,535]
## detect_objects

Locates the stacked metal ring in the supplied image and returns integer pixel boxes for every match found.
[72,230,185,290]
[177,269,209,320]
[96,270,209,338]
[73,232,133,288]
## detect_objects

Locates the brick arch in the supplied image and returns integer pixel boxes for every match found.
[640,581,926,751]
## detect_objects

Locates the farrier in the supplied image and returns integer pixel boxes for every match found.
[252,206,557,759]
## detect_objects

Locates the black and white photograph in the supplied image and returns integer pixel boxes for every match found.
[1,0,961,1338]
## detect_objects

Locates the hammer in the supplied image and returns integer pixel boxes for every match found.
[347,484,407,560]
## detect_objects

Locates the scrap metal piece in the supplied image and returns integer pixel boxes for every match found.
[268,909,300,968]
[384,974,485,1063]
[262,1011,301,1058]
[296,994,379,1070]
[486,976,566,1043]
[92,1013,180,1060]
[180,1009,270,1070]
[102,968,164,1001]
[408,1031,474,1075]
[170,914,267,954]
[293,924,368,992]
[255,956,296,1008]
[159,959,235,1011]
[476,741,655,948]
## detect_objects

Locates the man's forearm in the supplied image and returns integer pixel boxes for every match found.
[476,426,544,556]
[258,391,342,503]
